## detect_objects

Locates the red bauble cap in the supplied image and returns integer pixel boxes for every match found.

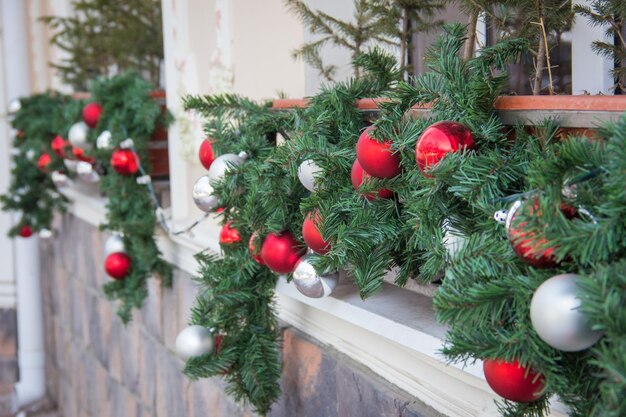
[261,231,305,274]
[110,149,139,175]
[483,359,545,403]
[249,233,265,265]
[356,127,401,179]
[351,159,393,200]
[71,146,95,163]
[415,121,475,176]
[82,102,103,128]
[104,252,131,280]
[199,139,215,170]
[37,153,52,172]
[302,211,331,255]
[18,225,33,238]
[219,221,242,245]
[505,199,574,268]
[51,135,69,157]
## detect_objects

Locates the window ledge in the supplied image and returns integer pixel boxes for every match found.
[63,187,568,417]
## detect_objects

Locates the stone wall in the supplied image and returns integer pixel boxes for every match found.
[38,213,442,417]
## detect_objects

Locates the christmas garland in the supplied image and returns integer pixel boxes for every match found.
[1,72,172,323]
[181,24,625,417]
[0,93,76,236]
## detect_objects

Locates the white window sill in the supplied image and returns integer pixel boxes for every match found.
[62,186,568,417]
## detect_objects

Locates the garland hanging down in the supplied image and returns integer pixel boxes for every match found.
[1,72,172,323]
[181,24,625,417]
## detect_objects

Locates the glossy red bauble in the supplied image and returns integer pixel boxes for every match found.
[219,222,242,245]
[18,225,33,238]
[37,153,52,172]
[104,252,131,280]
[110,149,139,175]
[261,231,305,274]
[350,160,393,201]
[483,359,545,403]
[302,211,331,255]
[506,199,575,269]
[356,128,401,179]
[199,139,215,170]
[82,102,103,128]
[71,146,95,163]
[415,121,475,177]
[51,135,69,157]
[248,233,265,265]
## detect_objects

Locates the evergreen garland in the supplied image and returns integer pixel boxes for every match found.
[183,24,625,416]
[89,73,173,322]
[0,93,77,235]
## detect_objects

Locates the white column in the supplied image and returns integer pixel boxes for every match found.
[571,0,614,94]
[0,0,46,409]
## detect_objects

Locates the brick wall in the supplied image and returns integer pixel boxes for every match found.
[0,307,17,415]
[38,213,442,417]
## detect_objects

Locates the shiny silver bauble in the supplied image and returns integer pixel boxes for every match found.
[530,273,603,352]
[76,161,100,183]
[96,130,112,150]
[175,325,215,360]
[104,234,125,256]
[68,121,90,148]
[292,255,339,298]
[51,171,70,188]
[207,153,245,182]
[7,98,21,114]
[297,160,322,192]
[192,175,219,212]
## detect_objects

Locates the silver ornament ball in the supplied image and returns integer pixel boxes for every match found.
[63,159,78,173]
[96,130,112,150]
[39,229,53,239]
[51,171,70,188]
[493,209,508,224]
[292,255,339,298]
[68,122,90,148]
[175,325,215,360]
[7,98,22,114]
[104,234,125,256]
[76,161,100,183]
[297,160,322,192]
[530,273,603,352]
[208,153,244,182]
[192,176,219,212]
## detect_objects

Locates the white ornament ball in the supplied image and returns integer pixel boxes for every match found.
[530,273,603,352]
[8,98,22,114]
[25,149,35,160]
[192,176,219,212]
[208,153,244,182]
[51,171,70,188]
[39,229,53,239]
[63,159,78,173]
[104,234,125,256]
[292,255,339,298]
[175,325,215,360]
[96,130,112,149]
[297,160,322,192]
[68,122,90,148]
[493,209,508,224]
[76,161,100,183]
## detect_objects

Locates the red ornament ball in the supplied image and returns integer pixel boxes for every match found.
[248,233,265,265]
[110,149,139,175]
[483,359,545,403]
[261,231,305,274]
[72,147,95,163]
[37,153,52,172]
[415,121,475,177]
[219,221,242,245]
[351,160,393,201]
[302,211,331,255]
[506,199,575,269]
[199,139,215,170]
[51,135,69,157]
[104,252,131,280]
[356,127,401,179]
[18,225,33,238]
[82,102,103,128]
